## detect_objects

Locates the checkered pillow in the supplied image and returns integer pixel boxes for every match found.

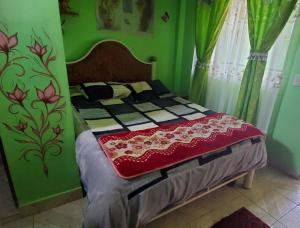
[81,82,132,101]
[82,82,113,101]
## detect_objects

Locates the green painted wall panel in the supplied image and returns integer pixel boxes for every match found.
[0,0,196,206]
[62,0,195,96]
[0,0,80,206]
[267,18,300,176]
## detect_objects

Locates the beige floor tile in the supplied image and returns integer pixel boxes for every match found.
[4,167,300,228]
[147,185,241,225]
[263,170,299,187]
[0,165,17,220]
[279,205,300,228]
[206,186,242,204]
[52,198,84,217]
[187,205,233,228]
[256,167,286,180]
[81,197,88,210]
[249,190,297,220]
[272,221,287,228]
[225,195,276,226]
[194,186,241,208]
[256,168,300,202]
[246,168,300,205]
[34,202,84,228]
[166,198,213,222]
[34,222,62,228]
[144,210,189,228]
[275,187,300,205]
[0,182,18,219]
[1,216,33,228]
[236,180,276,202]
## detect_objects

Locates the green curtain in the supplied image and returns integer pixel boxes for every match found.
[190,0,230,105]
[235,0,297,124]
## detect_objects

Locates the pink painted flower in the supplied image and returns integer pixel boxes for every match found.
[28,40,47,57]
[7,85,28,104]
[36,82,61,104]
[115,143,127,149]
[52,125,63,135]
[16,120,27,132]
[0,31,18,53]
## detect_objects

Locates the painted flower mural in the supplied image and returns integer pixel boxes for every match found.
[0,31,18,53]
[0,29,66,177]
[28,40,47,58]
[7,85,28,105]
[36,82,61,104]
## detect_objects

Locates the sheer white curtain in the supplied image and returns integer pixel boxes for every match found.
[204,0,297,132]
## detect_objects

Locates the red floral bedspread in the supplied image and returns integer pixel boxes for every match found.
[98,113,264,179]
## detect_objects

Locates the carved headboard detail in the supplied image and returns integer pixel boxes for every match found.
[66,40,156,85]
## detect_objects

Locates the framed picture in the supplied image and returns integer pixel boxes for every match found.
[96,0,154,33]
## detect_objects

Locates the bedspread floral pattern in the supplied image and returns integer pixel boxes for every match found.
[0,29,65,177]
[102,114,247,161]
[99,106,263,179]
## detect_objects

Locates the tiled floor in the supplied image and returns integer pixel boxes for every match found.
[0,163,18,220]
[2,167,300,228]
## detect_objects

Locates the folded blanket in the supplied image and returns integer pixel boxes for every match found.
[99,113,264,179]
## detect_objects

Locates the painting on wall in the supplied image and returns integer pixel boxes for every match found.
[96,0,154,33]
[0,28,66,177]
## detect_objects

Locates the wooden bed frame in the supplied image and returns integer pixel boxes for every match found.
[66,40,255,224]
[67,40,156,85]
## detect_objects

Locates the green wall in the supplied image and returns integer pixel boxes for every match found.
[0,0,80,206]
[62,0,195,96]
[0,0,196,207]
[267,17,300,177]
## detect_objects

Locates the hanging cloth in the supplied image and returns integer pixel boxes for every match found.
[235,0,297,124]
[190,0,230,105]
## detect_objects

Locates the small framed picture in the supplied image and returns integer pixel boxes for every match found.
[96,0,154,34]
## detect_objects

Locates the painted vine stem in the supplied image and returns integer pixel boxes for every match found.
[0,30,65,177]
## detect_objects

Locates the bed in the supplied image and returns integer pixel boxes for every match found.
[67,40,267,228]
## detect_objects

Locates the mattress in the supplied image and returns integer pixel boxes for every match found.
[71,84,267,228]
[77,131,266,228]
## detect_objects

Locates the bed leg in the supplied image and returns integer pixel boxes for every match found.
[243,170,255,189]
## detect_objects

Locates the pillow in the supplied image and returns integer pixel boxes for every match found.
[82,82,113,101]
[127,81,158,101]
[82,82,133,101]
[126,80,170,101]
[148,80,170,95]
[69,86,83,98]
[130,81,152,93]
[110,84,132,99]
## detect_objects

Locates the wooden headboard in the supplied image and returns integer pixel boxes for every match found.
[66,40,156,85]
